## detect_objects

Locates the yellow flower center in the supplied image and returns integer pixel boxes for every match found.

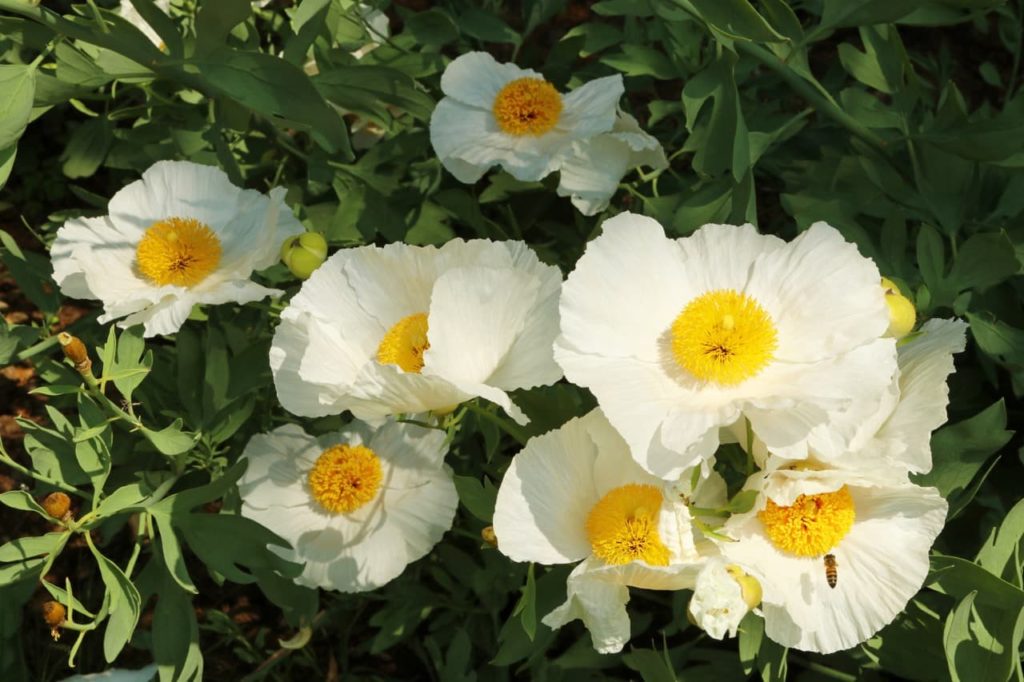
[670,289,777,385]
[758,486,855,557]
[376,313,430,373]
[135,217,222,287]
[585,484,670,566]
[307,444,383,514]
[492,77,563,136]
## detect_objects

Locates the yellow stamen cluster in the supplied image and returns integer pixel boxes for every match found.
[307,444,383,514]
[135,217,222,287]
[758,486,856,557]
[492,78,563,136]
[586,484,670,566]
[670,289,777,385]
[377,313,430,373]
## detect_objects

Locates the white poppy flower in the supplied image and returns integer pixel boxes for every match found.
[270,238,562,424]
[119,0,171,48]
[237,421,457,592]
[493,409,720,653]
[721,467,947,654]
[806,318,967,473]
[51,160,302,337]
[430,51,624,184]
[554,213,898,479]
[556,111,668,216]
[688,558,762,640]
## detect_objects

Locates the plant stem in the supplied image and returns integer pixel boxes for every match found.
[464,402,529,446]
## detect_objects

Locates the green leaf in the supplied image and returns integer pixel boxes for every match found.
[110,326,152,401]
[976,498,1024,587]
[0,229,62,313]
[188,47,352,158]
[686,0,786,42]
[403,9,459,45]
[89,543,142,663]
[737,611,763,676]
[61,116,114,179]
[313,65,435,122]
[452,474,497,522]
[681,52,750,181]
[458,6,521,45]
[0,64,35,148]
[724,489,759,514]
[965,313,1024,365]
[0,532,68,563]
[600,44,677,79]
[148,558,204,682]
[150,512,197,593]
[821,0,921,28]
[0,491,54,521]
[947,232,1019,294]
[195,0,251,55]
[141,419,195,456]
[0,144,16,190]
[177,513,301,584]
[511,563,537,641]
[913,401,1013,516]
[622,647,678,682]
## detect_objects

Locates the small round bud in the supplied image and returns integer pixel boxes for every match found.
[280,232,328,280]
[480,526,498,548]
[41,492,71,520]
[881,277,916,340]
[42,601,66,628]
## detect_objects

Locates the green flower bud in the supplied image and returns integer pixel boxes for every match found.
[281,232,328,280]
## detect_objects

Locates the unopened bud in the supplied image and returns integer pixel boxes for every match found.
[42,601,65,640]
[688,560,760,640]
[481,526,498,548]
[881,277,916,340]
[58,333,92,374]
[41,492,71,520]
[280,232,328,280]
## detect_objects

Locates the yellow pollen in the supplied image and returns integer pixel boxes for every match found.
[135,217,222,287]
[307,444,383,514]
[758,486,856,557]
[586,484,670,566]
[492,78,563,136]
[670,289,778,385]
[376,313,430,373]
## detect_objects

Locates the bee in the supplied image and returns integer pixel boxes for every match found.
[823,553,838,589]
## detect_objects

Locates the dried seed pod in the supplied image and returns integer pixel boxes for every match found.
[41,492,71,520]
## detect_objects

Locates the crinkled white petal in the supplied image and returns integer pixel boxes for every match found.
[556,214,900,475]
[51,160,300,337]
[273,238,559,419]
[439,51,541,108]
[239,420,456,593]
[559,75,624,140]
[722,480,947,654]
[689,558,751,639]
[873,318,967,472]
[556,112,668,216]
[493,415,601,564]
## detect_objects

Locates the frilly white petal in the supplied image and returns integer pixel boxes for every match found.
[543,557,632,654]
[440,51,540,108]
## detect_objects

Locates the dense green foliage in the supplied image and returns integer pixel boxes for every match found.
[0,0,1022,680]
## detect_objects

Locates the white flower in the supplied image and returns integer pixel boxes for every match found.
[119,0,171,48]
[270,238,562,424]
[688,558,761,640]
[493,410,719,653]
[430,51,623,184]
[51,160,302,337]
[806,318,967,473]
[237,421,457,592]
[721,467,946,654]
[556,111,668,216]
[554,213,898,479]
[60,664,157,681]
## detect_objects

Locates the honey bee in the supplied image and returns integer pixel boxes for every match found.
[823,553,838,589]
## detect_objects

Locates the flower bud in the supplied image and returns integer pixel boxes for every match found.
[41,492,71,520]
[480,526,498,548]
[58,332,92,374]
[881,277,916,340]
[281,232,328,280]
[688,560,761,639]
[42,601,65,640]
